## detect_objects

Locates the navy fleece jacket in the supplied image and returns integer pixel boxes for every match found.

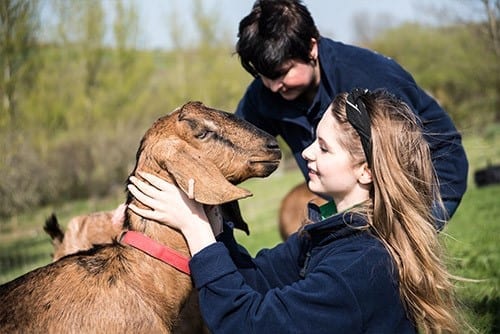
[189,205,416,333]
[235,37,468,226]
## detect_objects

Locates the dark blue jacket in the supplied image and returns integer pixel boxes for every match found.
[190,204,416,333]
[235,37,468,224]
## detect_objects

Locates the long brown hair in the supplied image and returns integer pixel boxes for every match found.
[331,90,461,333]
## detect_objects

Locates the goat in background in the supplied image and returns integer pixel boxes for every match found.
[44,209,124,261]
[0,101,281,333]
[278,181,327,240]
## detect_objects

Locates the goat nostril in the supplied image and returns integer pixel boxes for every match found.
[267,142,280,150]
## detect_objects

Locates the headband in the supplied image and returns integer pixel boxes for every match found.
[346,88,372,166]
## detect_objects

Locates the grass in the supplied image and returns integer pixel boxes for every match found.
[0,133,498,333]
[443,185,500,333]
[234,168,303,253]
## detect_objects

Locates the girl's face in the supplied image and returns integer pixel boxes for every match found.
[259,39,320,101]
[302,108,371,212]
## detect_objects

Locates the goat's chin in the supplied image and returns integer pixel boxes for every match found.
[248,161,280,177]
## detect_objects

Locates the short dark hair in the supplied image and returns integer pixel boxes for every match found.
[236,0,320,78]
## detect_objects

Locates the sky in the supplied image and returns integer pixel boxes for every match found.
[132,0,475,49]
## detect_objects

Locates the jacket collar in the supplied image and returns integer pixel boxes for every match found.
[301,202,367,246]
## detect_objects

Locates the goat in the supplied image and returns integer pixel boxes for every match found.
[44,209,124,261]
[0,101,281,333]
[278,181,327,240]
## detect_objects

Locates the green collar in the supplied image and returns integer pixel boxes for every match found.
[319,201,337,220]
[319,200,369,220]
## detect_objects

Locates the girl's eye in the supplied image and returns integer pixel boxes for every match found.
[320,146,328,153]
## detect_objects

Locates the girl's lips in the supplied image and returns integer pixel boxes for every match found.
[307,165,317,174]
[308,169,318,178]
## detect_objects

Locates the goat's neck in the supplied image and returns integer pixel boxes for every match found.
[125,205,190,259]
[125,170,191,256]
[123,208,194,329]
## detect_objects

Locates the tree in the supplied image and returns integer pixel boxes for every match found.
[480,0,500,56]
[454,0,499,122]
[477,0,499,122]
[81,0,105,120]
[426,0,500,123]
[351,11,397,45]
[0,0,39,127]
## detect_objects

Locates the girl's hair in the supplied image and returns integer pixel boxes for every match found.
[236,0,320,78]
[331,90,461,333]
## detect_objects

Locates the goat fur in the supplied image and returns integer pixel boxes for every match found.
[278,181,327,240]
[43,211,207,334]
[44,211,123,261]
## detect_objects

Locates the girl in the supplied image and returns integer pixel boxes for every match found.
[128,89,460,333]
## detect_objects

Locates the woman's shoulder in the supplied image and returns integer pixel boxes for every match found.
[319,36,407,78]
[320,37,381,59]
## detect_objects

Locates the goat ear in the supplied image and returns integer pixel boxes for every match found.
[159,140,252,205]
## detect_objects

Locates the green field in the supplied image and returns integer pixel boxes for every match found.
[0,137,499,333]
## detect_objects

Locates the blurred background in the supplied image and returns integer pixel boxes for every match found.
[0,0,498,332]
[0,0,498,216]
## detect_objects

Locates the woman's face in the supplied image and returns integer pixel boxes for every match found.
[259,39,319,101]
[260,60,318,101]
[302,108,370,212]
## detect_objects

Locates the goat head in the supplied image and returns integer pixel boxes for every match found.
[128,101,281,231]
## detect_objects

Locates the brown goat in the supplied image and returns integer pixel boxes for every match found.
[0,101,281,333]
[278,181,327,240]
[44,210,123,261]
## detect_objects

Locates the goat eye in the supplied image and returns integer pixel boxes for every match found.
[195,130,212,140]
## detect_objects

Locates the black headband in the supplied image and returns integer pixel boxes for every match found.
[346,88,372,166]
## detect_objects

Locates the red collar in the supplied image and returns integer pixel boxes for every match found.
[120,231,191,275]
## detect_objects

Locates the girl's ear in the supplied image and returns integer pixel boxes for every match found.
[358,163,373,185]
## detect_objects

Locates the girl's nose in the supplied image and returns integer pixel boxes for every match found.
[302,144,314,161]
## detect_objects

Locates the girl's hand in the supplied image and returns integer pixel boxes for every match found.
[127,172,216,255]
[127,172,205,230]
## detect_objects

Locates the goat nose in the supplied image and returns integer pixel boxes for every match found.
[266,140,281,158]
[267,141,280,150]
[265,137,279,149]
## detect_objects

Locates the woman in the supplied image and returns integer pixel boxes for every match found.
[128,89,460,333]
[234,0,468,227]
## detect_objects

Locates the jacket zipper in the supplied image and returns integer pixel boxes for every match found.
[299,251,311,278]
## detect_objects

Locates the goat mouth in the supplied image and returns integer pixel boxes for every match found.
[249,160,280,165]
